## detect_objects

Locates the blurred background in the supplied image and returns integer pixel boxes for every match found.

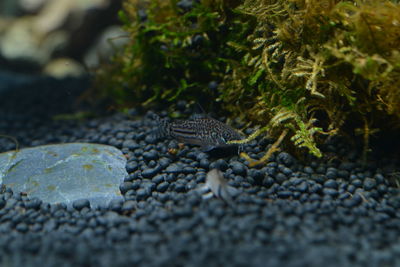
[0,0,126,78]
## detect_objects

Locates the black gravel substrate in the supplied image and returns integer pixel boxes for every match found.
[1,75,400,267]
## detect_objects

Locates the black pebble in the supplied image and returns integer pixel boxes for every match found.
[277,191,292,198]
[250,169,264,185]
[136,188,151,200]
[347,184,356,193]
[143,150,159,161]
[195,174,205,183]
[373,212,390,223]
[310,183,323,194]
[281,167,293,176]
[142,166,161,178]
[108,199,123,212]
[303,166,314,174]
[309,194,321,201]
[377,184,388,194]
[121,201,136,212]
[265,166,276,177]
[211,159,228,171]
[159,157,171,169]
[152,174,165,184]
[326,168,337,179]
[351,179,363,188]
[131,180,141,190]
[16,223,29,233]
[275,173,287,184]
[24,198,42,210]
[120,182,134,194]
[144,134,157,144]
[276,152,295,166]
[157,182,169,193]
[199,158,210,169]
[147,160,157,168]
[363,178,377,191]
[166,164,183,173]
[231,161,247,176]
[324,179,338,189]
[338,192,351,200]
[323,188,339,198]
[374,173,385,184]
[73,199,91,211]
[174,184,186,193]
[108,138,123,148]
[342,194,362,207]
[183,167,197,174]
[262,177,275,187]
[126,161,139,173]
[296,181,308,193]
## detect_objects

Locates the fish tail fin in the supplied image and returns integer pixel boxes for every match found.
[150,113,171,139]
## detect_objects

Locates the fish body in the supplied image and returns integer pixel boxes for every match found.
[155,115,243,151]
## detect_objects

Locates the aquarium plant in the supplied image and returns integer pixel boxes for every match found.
[94,0,400,160]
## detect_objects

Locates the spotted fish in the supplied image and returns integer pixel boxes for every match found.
[154,114,243,152]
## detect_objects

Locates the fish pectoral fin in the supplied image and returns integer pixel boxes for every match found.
[201,144,216,152]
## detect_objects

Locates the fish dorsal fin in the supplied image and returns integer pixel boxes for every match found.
[191,102,210,120]
[196,102,206,115]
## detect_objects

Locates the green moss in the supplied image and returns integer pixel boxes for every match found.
[95,0,247,107]
[94,0,400,159]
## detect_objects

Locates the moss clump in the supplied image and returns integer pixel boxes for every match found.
[95,0,400,158]
[95,0,247,107]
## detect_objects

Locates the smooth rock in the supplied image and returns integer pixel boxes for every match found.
[0,143,127,208]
